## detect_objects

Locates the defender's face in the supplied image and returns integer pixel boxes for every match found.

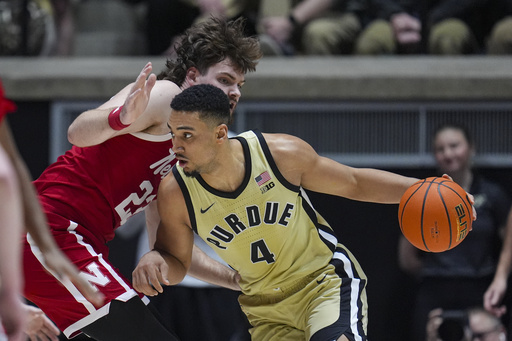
[194,58,245,115]
[433,128,472,174]
[169,111,219,177]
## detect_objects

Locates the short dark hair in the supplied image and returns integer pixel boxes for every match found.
[159,17,262,85]
[171,84,231,126]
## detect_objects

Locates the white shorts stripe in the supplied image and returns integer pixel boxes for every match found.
[333,250,363,341]
[66,221,133,295]
[27,229,97,313]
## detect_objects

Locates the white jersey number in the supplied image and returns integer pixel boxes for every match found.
[115,180,156,225]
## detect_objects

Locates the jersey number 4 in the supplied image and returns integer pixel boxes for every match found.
[251,239,275,264]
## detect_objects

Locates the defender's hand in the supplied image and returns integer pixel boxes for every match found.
[121,62,157,126]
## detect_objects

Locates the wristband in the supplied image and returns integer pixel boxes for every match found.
[108,106,130,130]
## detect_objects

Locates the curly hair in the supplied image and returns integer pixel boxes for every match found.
[158,16,262,85]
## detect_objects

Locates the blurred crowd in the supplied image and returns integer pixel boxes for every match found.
[1,0,512,57]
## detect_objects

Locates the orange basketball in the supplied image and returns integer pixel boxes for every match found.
[398,177,473,252]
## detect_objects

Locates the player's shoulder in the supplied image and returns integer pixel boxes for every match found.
[261,132,315,156]
[155,79,180,90]
[151,79,181,98]
[159,170,179,192]
[144,80,181,121]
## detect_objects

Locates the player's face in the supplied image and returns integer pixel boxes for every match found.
[433,128,473,175]
[193,58,244,115]
[169,111,221,177]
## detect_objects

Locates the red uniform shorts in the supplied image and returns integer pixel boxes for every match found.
[23,217,144,338]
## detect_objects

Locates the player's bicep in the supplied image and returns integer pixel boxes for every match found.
[301,156,358,197]
[265,133,357,196]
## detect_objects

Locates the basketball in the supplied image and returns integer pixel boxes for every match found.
[398,177,473,252]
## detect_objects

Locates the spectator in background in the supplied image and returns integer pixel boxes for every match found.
[354,0,422,54]
[260,0,368,55]
[124,0,261,56]
[0,0,55,56]
[398,123,512,341]
[355,0,512,55]
[50,0,75,55]
[426,307,507,341]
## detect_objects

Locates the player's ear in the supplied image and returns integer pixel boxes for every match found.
[185,67,199,84]
[216,124,228,143]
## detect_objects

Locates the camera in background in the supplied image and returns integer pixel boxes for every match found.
[438,310,469,341]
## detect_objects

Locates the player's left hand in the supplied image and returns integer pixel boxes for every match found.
[132,250,170,296]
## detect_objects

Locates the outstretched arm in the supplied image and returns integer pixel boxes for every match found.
[265,133,418,203]
[67,62,158,147]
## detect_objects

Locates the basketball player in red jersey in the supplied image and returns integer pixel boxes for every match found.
[22,17,262,340]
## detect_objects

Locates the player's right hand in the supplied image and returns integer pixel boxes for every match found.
[132,250,170,296]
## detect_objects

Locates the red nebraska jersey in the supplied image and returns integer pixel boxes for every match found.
[34,132,175,243]
[24,132,175,337]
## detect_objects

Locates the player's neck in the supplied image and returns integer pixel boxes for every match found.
[202,139,245,192]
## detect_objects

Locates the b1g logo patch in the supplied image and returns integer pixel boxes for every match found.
[255,171,275,194]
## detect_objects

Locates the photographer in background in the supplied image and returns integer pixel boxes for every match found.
[399,123,512,340]
[426,307,507,341]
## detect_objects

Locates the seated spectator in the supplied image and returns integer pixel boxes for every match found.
[426,307,507,341]
[354,0,422,54]
[50,0,75,56]
[0,0,55,56]
[259,0,367,55]
[487,14,512,54]
[124,0,260,56]
[355,0,512,55]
